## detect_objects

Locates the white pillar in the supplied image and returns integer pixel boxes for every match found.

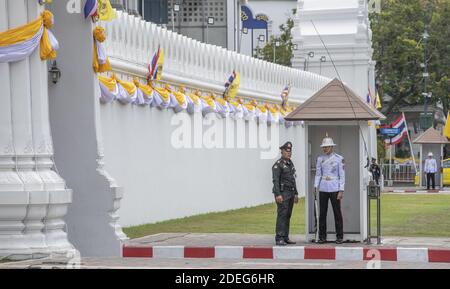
[0,0,75,260]
[48,0,127,257]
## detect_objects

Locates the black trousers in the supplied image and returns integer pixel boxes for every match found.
[319,191,343,240]
[275,195,294,241]
[426,173,436,189]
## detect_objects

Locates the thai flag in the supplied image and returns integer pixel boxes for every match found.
[225,70,236,89]
[384,114,408,145]
[147,47,160,81]
[281,85,290,97]
[281,84,290,107]
[367,89,374,107]
[84,0,98,19]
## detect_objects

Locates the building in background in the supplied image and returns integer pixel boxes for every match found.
[109,0,296,55]
[110,0,245,51]
[240,0,296,57]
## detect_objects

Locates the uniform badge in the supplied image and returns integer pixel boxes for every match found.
[274,165,278,169]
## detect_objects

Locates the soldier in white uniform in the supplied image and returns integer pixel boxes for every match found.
[314,135,345,244]
[424,152,438,190]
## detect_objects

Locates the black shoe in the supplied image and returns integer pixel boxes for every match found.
[276,240,287,246]
[317,239,326,244]
[336,239,343,244]
[284,239,296,245]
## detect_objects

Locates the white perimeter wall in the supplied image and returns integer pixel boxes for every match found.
[100,103,305,227]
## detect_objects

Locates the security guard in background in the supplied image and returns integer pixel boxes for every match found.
[314,135,345,244]
[272,141,299,246]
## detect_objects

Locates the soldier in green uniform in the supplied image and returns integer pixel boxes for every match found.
[272,141,299,246]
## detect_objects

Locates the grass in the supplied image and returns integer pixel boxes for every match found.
[123,195,450,239]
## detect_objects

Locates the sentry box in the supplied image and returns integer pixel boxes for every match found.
[413,127,450,188]
[286,79,385,242]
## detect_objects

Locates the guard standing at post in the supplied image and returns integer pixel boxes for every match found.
[314,135,345,244]
[369,158,381,185]
[424,152,437,190]
[272,141,299,246]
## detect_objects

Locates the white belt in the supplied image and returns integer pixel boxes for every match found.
[321,176,337,181]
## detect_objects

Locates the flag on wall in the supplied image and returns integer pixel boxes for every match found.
[147,46,164,82]
[223,70,240,100]
[84,0,98,19]
[366,90,372,106]
[98,0,116,21]
[375,90,382,109]
[444,112,450,140]
[384,114,408,145]
[281,84,290,109]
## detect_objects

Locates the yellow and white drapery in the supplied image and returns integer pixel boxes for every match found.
[214,97,230,118]
[0,10,58,63]
[266,104,280,125]
[92,26,111,73]
[200,94,218,116]
[228,98,245,120]
[98,74,152,105]
[167,85,188,113]
[186,90,203,114]
[151,83,172,109]
[256,104,268,124]
[97,74,298,127]
[243,100,257,121]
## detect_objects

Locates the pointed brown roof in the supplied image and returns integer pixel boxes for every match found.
[286,78,386,121]
[413,127,450,144]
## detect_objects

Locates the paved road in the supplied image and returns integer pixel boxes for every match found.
[1,257,450,269]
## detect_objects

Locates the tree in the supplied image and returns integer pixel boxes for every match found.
[255,11,295,66]
[370,0,450,117]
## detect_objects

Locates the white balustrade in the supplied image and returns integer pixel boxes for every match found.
[103,10,330,104]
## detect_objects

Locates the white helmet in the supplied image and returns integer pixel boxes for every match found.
[320,134,337,148]
[428,152,433,157]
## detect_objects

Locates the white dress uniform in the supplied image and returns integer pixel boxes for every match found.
[424,158,437,173]
[314,135,345,242]
[314,153,345,193]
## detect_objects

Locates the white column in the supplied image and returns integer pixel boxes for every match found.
[0,0,75,260]
[48,0,127,257]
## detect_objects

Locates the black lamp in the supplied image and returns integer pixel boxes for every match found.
[49,61,61,84]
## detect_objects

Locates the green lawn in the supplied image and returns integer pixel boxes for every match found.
[123,195,450,239]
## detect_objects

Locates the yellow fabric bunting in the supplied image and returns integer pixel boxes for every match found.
[92,26,111,73]
[0,18,42,46]
[40,11,57,60]
[153,84,170,102]
[188,90,201,105]
[116,78,137,95]
[98,74,117,91]
[0,10,58,61]
[133,77,153,95]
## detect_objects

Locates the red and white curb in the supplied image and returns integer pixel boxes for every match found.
[122,245,450,263]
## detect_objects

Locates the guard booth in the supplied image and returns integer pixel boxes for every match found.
[413,127,450,188]
[286,79,385,242]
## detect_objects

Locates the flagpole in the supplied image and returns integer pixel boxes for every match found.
[403,112,417,173]
[389,138,392,181]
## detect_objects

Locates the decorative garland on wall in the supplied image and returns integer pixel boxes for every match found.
[0,10,59,63]
[98,74,299,127]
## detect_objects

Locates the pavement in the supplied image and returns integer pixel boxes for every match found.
[122,233,450,264]
[1,257,450,269]
[1,234,450,269]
